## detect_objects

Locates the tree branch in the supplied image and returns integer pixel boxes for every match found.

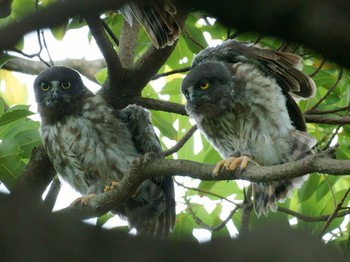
[163,125,197,157]
[0,0,128,51]
[304,115,350,125]
[130,7,188,94]
[177,0,350,68]
[118,20,139,69]
[11,146,56,202]
[3,57,105,82]
[55,146,349,220]
[85,15,123,88]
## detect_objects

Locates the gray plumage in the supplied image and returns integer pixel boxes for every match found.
[34,66,175,237]
[181,40,316,217]
[121,0,181,49]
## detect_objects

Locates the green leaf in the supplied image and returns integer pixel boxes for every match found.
[96,213,114,227]
[51,22,68,41]
[95,68,107,85]
[298,174,321,203]
[0,139,23,189]
[0,109,34,127]
[151,110,178,140]
[170,213,197,242]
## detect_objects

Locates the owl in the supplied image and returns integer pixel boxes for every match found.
[181,40,316,217]
[34,66,175,237]
[120,0,181,49]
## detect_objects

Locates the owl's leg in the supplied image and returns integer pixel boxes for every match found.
[104,181,119,192]
[213,155,254,176]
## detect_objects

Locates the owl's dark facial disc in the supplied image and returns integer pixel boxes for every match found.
[34,66,87,108]
[34,66,93,123]
[181,61,232,110]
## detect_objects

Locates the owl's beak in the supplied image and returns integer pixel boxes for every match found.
[45,85,63,106]
[184,88,204,109]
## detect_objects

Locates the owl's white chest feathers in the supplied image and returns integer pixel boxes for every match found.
[41,96,140,194]
[193,64,295,165]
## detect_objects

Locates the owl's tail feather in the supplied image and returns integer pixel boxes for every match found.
[121,0,181,49]
[253,129,316,217]
[124,177,175,238]
[252,176,308,217]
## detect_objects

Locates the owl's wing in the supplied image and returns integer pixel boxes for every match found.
[118,105,176,238]
[247,45,316,99]
[120,0,180,49]
[194,40,315,99]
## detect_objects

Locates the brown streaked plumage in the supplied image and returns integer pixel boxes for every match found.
[181,40,316,217]
[34,66,175,237]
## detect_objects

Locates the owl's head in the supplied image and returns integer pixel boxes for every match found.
[34,66,93,123]
[181,61,234,116]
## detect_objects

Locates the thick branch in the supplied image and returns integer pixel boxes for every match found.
[85,15,123,89]
[178,0,350,68]
[0,0,128,51]
[134,97,187,115]
[3,57,105,82]
[56,147,349,220]
[304,115,350,125]
[118,20,139,69]
[130,7,188,94]
[11,146,56,202]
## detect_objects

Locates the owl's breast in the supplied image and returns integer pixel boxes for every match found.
[197,110,294,166]
[40,101,140,194]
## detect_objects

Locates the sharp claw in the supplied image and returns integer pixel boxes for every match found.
[212,159,227,176]
[213,156,253,176]
[104,181,119,192]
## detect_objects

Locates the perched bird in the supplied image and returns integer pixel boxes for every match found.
[120,0,181,49]
[181,40,316,217]
[34,66,175,237]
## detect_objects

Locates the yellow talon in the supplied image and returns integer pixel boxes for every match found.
[104,181,119,192]
[213,155,253,176]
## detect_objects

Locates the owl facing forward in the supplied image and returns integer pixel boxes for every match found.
[181,40,316,216]
[34,66,175,237]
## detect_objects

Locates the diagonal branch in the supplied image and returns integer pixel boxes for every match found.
[85,15,123,89]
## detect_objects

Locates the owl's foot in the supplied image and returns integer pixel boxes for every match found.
[71,193,96,206]
[104,181,118,192]
[213,156,252,176]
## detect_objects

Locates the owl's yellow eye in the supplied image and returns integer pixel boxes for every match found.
[41,82,50,91]
[199,82,209,90]
[61,81,71,89]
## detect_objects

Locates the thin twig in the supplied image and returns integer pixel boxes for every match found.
[277,206,350,222]
[319,186,350,238]
[322,125,342,151]
[183,27,205,50]
[174,180,238,205]
[309,58,326,77]
[152,66,190,80]
[323,174,337,208]
[163,125,197,157]
[185,197,240,232]
[308,67,343,112]
[101,19,119,46]
[40,30,53,66]
[304,106,350,115]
